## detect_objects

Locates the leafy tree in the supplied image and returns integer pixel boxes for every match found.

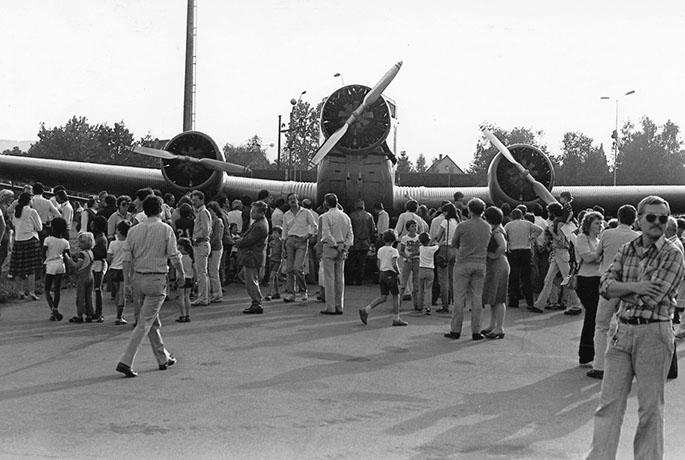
[223,135,272,170]
[283,99,322,170]
[27,116,157,167]
[556,132,610,185]
[468,123,550,184]
[582,143,612,185]
[618,117,684,185]
[415,154,427,173]
[2,146,25,156]
[396,150,413,173]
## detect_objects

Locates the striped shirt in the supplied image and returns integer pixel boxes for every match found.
[600,235,685,321]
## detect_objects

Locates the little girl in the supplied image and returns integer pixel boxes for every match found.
[65,232,95,323]
[176,238,194,323]
[43,217,70,321]
[91,216,109,323]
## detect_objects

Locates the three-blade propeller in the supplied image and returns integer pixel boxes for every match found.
[133,146,251,175]
[482,129,557,205]
[311,61,403,166]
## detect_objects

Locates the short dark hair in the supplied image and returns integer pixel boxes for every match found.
[383,229,397,243]
[92,215,108,235]
[51,217,68,238]
[453,191,464,200]
[593,205,605,216]
[143,195,163,217]
[104,195,116,207]
[467,198,486,216]
[483,206,503,225]
[116,220,131,237]
[56,190,68,202]
[405,199,418,213]
[251,200,268,215]
[373,202,384,211]
[617,204,637,226]
[117,195,131,207]
[135,187,153,202]
[206,201,222,217]
[441,203,457,220]
[33,182,45,194]
[257,189,270,200]
[324,193,338,209]
[524,212,535,223]
[405,219,417,231]
[418,232,430,245]
[190,190,205,202]
[547,202,563,219]
[510,208,523,220]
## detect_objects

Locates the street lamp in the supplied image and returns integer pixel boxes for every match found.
[601,90,635,186]
[333,72,344,86]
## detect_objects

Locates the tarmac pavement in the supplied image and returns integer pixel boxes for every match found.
[0,283,684,459]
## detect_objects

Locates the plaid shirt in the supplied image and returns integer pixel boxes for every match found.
[600,235,685,321]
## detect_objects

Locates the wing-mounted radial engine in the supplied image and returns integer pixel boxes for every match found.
[317,84,395,211]
[160,131,226,192]
[487,144,556,208]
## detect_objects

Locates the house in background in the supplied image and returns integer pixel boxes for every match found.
[425,154,465,174]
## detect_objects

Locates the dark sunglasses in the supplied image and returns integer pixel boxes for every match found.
[644,214,668,224]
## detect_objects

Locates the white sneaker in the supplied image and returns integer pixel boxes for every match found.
[300,293,308,302]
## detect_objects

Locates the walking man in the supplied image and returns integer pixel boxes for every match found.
[190,190,212,306]
[235,201,269,314]
[444,198,491,341]
[116,195,185,377]
[319,193,353,315]
[587,196,684,459]
[282,193,317,302]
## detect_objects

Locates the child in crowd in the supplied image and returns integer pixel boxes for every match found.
[417,232,439,315]
[43,217,70,321]
[559,191,575,224]
[176,238,194,323]
[65,232,95,323]
[228,223,243,283]
[107,220,130,325]
[264,226,282,301]
[399,220,421,311]
[91,216,108,323]
[359,230,408,327]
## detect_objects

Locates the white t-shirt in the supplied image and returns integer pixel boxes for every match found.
[419,245,439,269]
[400,234,421,260]
[377,245,399,272]
[107,239,127,270]
[44,236,70,275]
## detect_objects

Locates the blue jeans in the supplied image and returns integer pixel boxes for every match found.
[587,319,674,460]
[285,236,308,295]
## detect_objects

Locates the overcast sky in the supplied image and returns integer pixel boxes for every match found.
[2,0,685,170]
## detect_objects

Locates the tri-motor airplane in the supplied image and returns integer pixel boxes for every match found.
[1,62,684,215]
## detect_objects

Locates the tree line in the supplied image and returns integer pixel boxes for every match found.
[2,113,683,185]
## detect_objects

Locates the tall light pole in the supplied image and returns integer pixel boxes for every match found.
[333,72,344,87]
[278,91,307,180]
[601,90,635,186]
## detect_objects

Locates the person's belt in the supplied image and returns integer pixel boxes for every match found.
[288,234,308,238]
[135,271,166,275]
[619,316,670,325]
[193,238,209,245]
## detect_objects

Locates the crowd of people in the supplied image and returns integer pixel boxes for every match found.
[0,182,684,459]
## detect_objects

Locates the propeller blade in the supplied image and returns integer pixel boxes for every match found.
[483,129,557,204]
[198,158,251,175]
[482,129,525,173]
[133,146,179,160]
[312,61,403,166]
[310,124,349,165]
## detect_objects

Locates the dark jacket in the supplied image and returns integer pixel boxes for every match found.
[235,216,268,268]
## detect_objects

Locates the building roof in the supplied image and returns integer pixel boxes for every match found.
[425,155,465,174]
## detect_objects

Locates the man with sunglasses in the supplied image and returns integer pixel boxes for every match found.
[587,196,685,460]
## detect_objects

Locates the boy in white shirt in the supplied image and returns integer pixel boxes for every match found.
[417,232,439,315]
[359,230,407,327]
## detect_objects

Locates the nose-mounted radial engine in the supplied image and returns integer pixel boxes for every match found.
[316,84,396,210]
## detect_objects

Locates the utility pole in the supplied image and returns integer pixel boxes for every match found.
[183,0,196,132]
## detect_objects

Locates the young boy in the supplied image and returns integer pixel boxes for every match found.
[107,220,130,325]
[417,232,439,315]
[264,226,282,301]
[359,230,408,327]
[398,220,421,311]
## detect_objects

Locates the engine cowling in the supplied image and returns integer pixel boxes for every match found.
[320,84,392,154]
[487,144,555,207]
[161,131,226,192]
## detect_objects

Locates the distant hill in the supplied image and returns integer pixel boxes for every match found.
[0,139,33,153]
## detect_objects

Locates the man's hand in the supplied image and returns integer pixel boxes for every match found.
[632,281,662,298]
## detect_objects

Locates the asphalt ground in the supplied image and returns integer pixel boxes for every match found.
[0,283,684,459]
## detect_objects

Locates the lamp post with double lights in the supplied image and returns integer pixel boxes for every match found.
[333,72,344,87]
[276,90,307,180]
[601,90,635,186]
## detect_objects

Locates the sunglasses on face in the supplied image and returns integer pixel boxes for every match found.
[644,214,669,224]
